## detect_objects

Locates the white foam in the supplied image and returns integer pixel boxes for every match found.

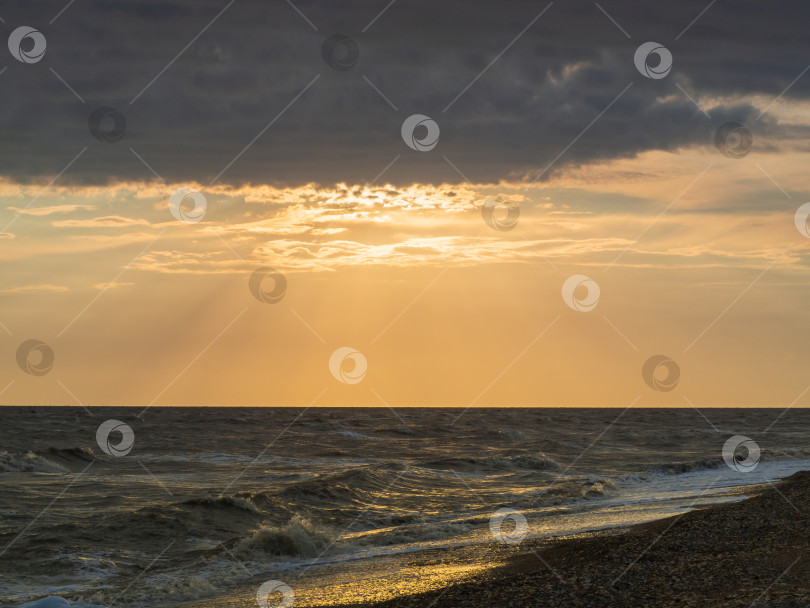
[337,430,375,440]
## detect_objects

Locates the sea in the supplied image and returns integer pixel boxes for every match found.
[1,407,809,608]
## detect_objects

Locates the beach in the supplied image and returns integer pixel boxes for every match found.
[352,472,810,608]
[3,407,810,608]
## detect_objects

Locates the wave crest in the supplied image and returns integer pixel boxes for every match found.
[229,516,334,559]
[1,447,99,474]
[0,451,68,473]
[180,496,260,514]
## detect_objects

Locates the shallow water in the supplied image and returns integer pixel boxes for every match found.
[0,407,808,607]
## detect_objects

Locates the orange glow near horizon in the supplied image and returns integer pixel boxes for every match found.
[3,141,810,408]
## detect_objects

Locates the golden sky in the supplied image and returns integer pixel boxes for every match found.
[3,116,810,407]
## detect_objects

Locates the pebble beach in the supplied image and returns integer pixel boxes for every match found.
[350,471,810,608]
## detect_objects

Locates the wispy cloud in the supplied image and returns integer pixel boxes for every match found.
[0,284,68,294]
[93,282,135,290]
[8,204,96,216]
[52,216,152,228]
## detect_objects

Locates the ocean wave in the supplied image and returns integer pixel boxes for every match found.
[423,451,561,472]
[45,447,97,463]
[0,451,68,473]
[646,448,810,477]
[353,520,474,546]
[55,494,271,547]
[769,446,810,460]
[496,428,528,441]
[227,516,335,559]
[581,479,618,498]
[179,495,260,514]
[130,494,267,535]
[536,478,620,504]
[650,457,725,475]
[64,518,339,608]
[1,447,99,474]
[280,463,418,504]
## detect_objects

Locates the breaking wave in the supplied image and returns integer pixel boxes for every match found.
[227,516,335,559]
[0,448,99,474]
[1,451,68,473]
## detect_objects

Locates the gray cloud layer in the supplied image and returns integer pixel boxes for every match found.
[1,0,808,186]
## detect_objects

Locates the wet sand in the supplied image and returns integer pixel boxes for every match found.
[337,471,810,608]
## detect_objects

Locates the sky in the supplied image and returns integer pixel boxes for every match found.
[2,0,810,407]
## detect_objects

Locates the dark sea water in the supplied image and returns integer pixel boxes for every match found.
[1,407,809,608]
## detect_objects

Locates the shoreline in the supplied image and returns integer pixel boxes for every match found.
[12,471,806,607]
[331,472,810,608]
[171,473,798,608]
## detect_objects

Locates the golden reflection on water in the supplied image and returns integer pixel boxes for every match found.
[194,557,497,608]
[294,561,493,607]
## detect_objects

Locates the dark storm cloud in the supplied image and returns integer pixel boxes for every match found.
[0,0,808,186]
